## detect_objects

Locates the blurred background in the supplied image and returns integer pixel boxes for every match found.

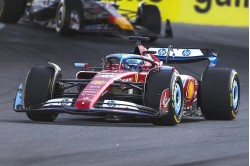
[118,0,248,27]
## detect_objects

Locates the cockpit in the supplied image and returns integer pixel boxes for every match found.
[104,54,155,71]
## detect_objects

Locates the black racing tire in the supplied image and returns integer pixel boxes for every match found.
[136,4,161,42]
[145,70,184,126]
[0,0,26,23]
[200,68,240,120]
[24,66,58,122]
[55,0,83,36]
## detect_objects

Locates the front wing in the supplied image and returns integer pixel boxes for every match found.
[14,84,160,117]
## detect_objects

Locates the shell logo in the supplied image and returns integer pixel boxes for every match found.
[186,80,195,100]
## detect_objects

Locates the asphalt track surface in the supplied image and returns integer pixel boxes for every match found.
[0,23,248,166]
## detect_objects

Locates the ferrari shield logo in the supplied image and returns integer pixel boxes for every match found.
[135,73,138,82]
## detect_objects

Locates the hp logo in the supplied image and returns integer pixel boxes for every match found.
[158,48,167,56]
[182,49,191,56]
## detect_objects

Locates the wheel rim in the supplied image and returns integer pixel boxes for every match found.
[174,83,182,114]
[56,5,65,30]
[232,80,239,110]
[0,0,4,16]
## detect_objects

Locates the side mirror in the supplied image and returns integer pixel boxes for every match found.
[74,63,89,69]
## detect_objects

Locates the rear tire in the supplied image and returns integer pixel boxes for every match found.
[0,0,26,23]
[55,0,83,36]
[24,66,58,122]
[136,5,161,42]
[200,68,240,120]
[145,70,184,126]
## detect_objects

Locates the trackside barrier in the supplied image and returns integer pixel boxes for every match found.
[113,0,248,27]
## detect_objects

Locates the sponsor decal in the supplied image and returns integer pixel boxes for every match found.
[194,0,248,13]
[117,0,248,27]
[121,78,133,82]
[82,97,91,101]
[44,98,73,107]
[182,49,191,56]
[61,99,70,106]
[98,75,115,78]
[107,100,116,107]
[149,48,203,57]
[90,80,106,85]
[89,85,101,88]
[159,89,170,112]
[103,100,139,110]
[187,0,248,26]
[158,48,167,56]
[97,73,117,78]
[100,72,117,75]
[135,73,138,82]
[82,91,98,94]
[186,80,195,100]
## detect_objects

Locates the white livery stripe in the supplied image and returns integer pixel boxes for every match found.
[103,100,139,110]
[148,48,204,57]
[44,98,73,107]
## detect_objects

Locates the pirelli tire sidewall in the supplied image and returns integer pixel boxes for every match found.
[168,73,184,123]
[200,68,240,120]
[145,69,184,126]
[55,0,83,35]
[24,66,59,122]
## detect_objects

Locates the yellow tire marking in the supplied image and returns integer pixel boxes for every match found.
[232,110,236,118]
[174,115,180,123]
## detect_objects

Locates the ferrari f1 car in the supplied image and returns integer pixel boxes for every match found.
[0,0,173,41]
[14,36,240,126]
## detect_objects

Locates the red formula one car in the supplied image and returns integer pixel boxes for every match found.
[14,37,240,126]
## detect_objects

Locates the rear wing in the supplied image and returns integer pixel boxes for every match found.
[148,47,218,67]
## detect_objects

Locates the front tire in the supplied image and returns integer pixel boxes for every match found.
[200,68,240,120]
[145,70,184,126]
[0,0,26,23]
[55,0,83,36]
[24,66,59,122]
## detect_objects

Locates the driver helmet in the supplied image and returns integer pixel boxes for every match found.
[124,59,143,71]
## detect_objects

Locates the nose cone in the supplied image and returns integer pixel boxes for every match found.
[114,17,134,31]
